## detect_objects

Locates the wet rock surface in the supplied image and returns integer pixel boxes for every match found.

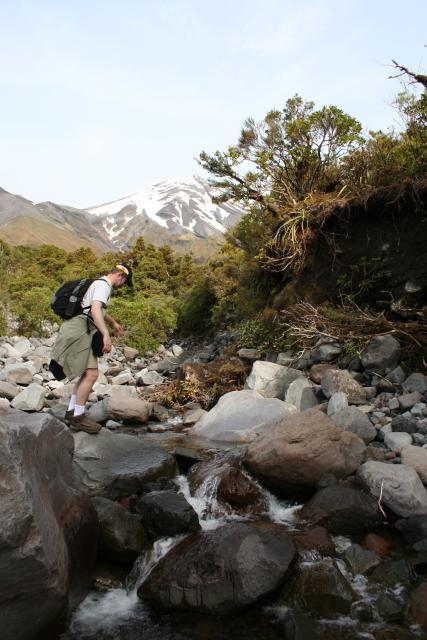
[139,522,296,612]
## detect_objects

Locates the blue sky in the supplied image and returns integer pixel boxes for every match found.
[0,0,426,208]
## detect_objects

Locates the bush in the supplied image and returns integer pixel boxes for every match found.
[109,293,178,353]
[11,287,57,336]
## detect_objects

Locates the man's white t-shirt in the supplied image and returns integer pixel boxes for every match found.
[81,277,112,316]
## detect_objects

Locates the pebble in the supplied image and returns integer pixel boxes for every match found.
[411,402,427,417]
[398,391,422,410]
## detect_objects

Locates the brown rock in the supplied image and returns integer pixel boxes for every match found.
[409,581,427,630]
[361,533,393,557]
[105,396,150,423]
[291,526,335,556]
[188,453,267,514]
[321,368,367,404]
[244,409,366,497]
[310,363,337,384]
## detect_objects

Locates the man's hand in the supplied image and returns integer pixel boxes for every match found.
[103,333,112,354]
[112,321,124,338]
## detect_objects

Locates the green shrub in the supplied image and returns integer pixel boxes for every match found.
[109,293,178,353]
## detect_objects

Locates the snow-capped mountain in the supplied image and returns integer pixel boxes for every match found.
[86,175,244,250]
[0,176,245,258]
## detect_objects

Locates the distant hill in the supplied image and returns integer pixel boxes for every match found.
[0,177,245,257]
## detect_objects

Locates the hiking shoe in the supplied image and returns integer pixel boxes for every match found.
[64,409,73,423]
[69,413,102,434]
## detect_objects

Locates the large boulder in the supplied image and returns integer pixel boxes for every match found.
[299,485,382,534]
[73,429,176,498]
[0,409,98,640]
[139,522,296,612]
[244,409,366,497]
[91,497,146,564]
[361,334,401,375]
[357,461,427,518]
[135,490,200,538]
[189,390,297,443]
[245,361,304,399]
[321,368,366,404]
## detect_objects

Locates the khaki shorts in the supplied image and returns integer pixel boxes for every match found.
[86,350,98,369]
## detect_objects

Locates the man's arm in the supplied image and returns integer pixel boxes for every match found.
[104,313,124,338]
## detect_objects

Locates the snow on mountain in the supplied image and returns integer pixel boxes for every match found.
[86,176,244,245]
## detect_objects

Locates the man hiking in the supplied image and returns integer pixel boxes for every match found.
[50,263,133,434]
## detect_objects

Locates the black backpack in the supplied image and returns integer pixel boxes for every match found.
[50,278,105,319]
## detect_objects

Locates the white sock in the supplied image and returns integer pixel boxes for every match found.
[68,394,77,412]
[74,404,85,417]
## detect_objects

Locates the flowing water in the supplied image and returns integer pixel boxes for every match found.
[61,441,424,640]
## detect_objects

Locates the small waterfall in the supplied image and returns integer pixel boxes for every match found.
[68,536,183,638]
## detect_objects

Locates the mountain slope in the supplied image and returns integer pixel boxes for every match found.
[86,176,244,252]
[0,188,114,253]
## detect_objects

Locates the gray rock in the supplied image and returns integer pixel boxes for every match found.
[387,366,406,384]
[327,392,348,416]
[148,358,177,374]
[412,403,427,417]
[1,365,33,386]
[171,344,184,357]
[401,445,427,484]
[378,424,392,440]
[87,400,109,424]
[182,407,207,426]
[388,397,400,411]
[321,368,366,405]
[108,385,138,399]
[384,431,413,452]
[12,338,32,357]
[73,429,176,498]
[391,414,419,434]
[0,381,21,400]
[311,340,342,364]
[357,461,427,517]
[299,485,382,535]
[344,544,381,575]
[139,522,296,612]
[0,410,98,640]
[285,377,319,411]
[11,383,46,411]
[330,406,377,444]
[190,389,297,443]
[123,346,139,360]
[92,497,146,563]
[137,370,164,386]
[105,420,122,430]
[111,371,133,385]
[237,348,260,361]
[288,559,357,615]
[245,361,304,399]
[276,351,294,366]
[136,490,200,538]
[398,391,422,410]
[403,373,427,394]
[361,335,401,375]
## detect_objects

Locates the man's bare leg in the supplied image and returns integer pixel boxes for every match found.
[75,368,99,407]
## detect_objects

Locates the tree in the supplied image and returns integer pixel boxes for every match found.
[199,95,363,212]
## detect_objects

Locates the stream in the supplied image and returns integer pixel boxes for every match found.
[60,428,425,640]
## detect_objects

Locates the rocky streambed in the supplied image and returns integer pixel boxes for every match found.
[1,331,427,639]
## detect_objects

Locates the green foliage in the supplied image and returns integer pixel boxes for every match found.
[109,294,178,353]
[177,279,216,336]
[199,94,363,212]
[11,287,57,336]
